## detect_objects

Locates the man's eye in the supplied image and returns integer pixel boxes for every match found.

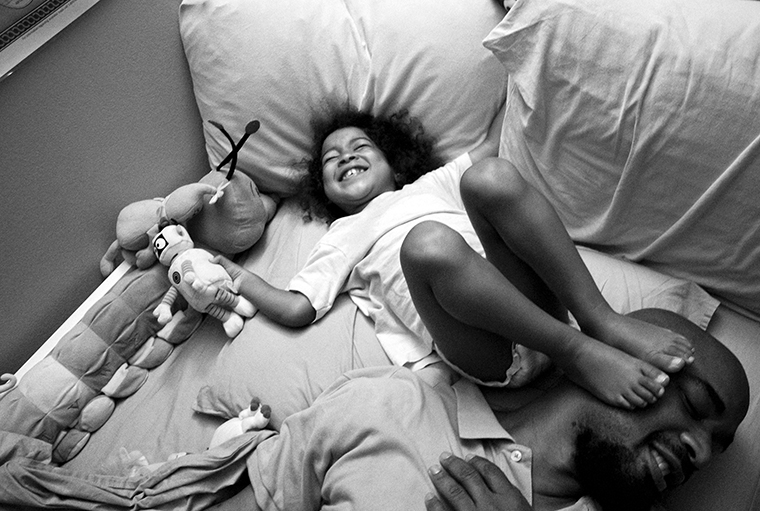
[679,389,699,419]
[679,381,714,420]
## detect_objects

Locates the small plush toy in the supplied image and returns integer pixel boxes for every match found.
[100,120,277,277]
[208,397,272,449]
[152,224,255,337]
[113,398,271,476]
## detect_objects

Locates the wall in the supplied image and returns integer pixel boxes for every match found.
[0,0,208,374]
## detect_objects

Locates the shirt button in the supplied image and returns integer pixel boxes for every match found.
[510,450,523,462]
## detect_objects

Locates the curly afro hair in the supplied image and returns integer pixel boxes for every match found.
[298,106,443,223]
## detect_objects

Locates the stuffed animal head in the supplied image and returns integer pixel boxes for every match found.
[101,120,277,277]
[185,120,277,255]
[152,224,194,266]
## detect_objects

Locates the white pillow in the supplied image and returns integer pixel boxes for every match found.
[344,2,509,163]
[179,0,508,195]
[484,0,760,316]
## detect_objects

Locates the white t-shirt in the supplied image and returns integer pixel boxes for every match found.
[288,153,484,366]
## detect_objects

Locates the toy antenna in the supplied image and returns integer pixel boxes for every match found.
[210,120,261,180]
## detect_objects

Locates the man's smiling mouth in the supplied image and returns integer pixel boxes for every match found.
[647,442,686,492]
[649,447,670,491]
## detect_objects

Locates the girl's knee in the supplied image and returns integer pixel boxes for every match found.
[461,157,526,206]
[400,221,463,270]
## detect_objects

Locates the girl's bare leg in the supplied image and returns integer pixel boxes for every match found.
[459,158,695,374]
[400,221,669,408]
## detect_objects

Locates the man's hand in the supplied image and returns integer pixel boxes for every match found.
[425,453,532,511]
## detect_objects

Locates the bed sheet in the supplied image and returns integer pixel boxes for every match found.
[6,198,750,511]
[8,305,759,511]
[62,196,719,466]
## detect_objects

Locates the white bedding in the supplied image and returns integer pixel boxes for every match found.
[2,0,758,509]
[485,0,760,316]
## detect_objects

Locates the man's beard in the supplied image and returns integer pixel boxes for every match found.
[574,426,661,511]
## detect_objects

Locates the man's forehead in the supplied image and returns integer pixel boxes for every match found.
[682,333,749,422]
[632,308,750,422]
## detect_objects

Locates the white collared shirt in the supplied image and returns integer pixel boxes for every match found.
[247,365,599,510]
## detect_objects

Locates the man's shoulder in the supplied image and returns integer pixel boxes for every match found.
[341,365,421,387]
[312,366,454,427]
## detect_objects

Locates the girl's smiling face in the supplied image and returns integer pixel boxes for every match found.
[321,127,397,215]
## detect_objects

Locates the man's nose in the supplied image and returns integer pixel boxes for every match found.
[680,430,712,469]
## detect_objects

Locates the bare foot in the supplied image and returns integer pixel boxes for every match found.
[560,337,670,409]
[583,309,695,374]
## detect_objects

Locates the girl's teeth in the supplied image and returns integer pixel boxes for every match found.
[343,168,362,180]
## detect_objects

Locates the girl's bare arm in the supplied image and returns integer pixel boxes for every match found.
[213,255,316,327]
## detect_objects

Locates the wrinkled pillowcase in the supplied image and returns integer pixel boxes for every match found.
[179,0,508,195]
[484,0,760,316]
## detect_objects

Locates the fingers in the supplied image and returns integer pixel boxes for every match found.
[425,492,452,511]
[465,455,514,496]
[428,453,477,510]
[211,254,236,272]
[426,452,531,511]
[211,254,246,284]
[466,455,532,510]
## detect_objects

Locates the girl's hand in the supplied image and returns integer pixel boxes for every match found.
[211,254,249,290]
[425,453,532,511]
[211,254,244,278]
[210,254,316,327]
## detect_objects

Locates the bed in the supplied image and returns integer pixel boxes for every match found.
[1,0,759,509]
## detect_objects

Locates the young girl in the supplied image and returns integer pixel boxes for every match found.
[214,107,694,409]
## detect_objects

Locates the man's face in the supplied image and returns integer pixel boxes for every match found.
[573,310,749,511]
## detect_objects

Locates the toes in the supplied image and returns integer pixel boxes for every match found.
[642,364,670,386]
[647,351,690,372]
[639,375,665,401]
[662,339,696,363]
[666,356,686,372]
[634,382,660,405]
[661,333,696,363]
[629,364,669,406]
[616,395,637,410]
[621,391,647,409]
